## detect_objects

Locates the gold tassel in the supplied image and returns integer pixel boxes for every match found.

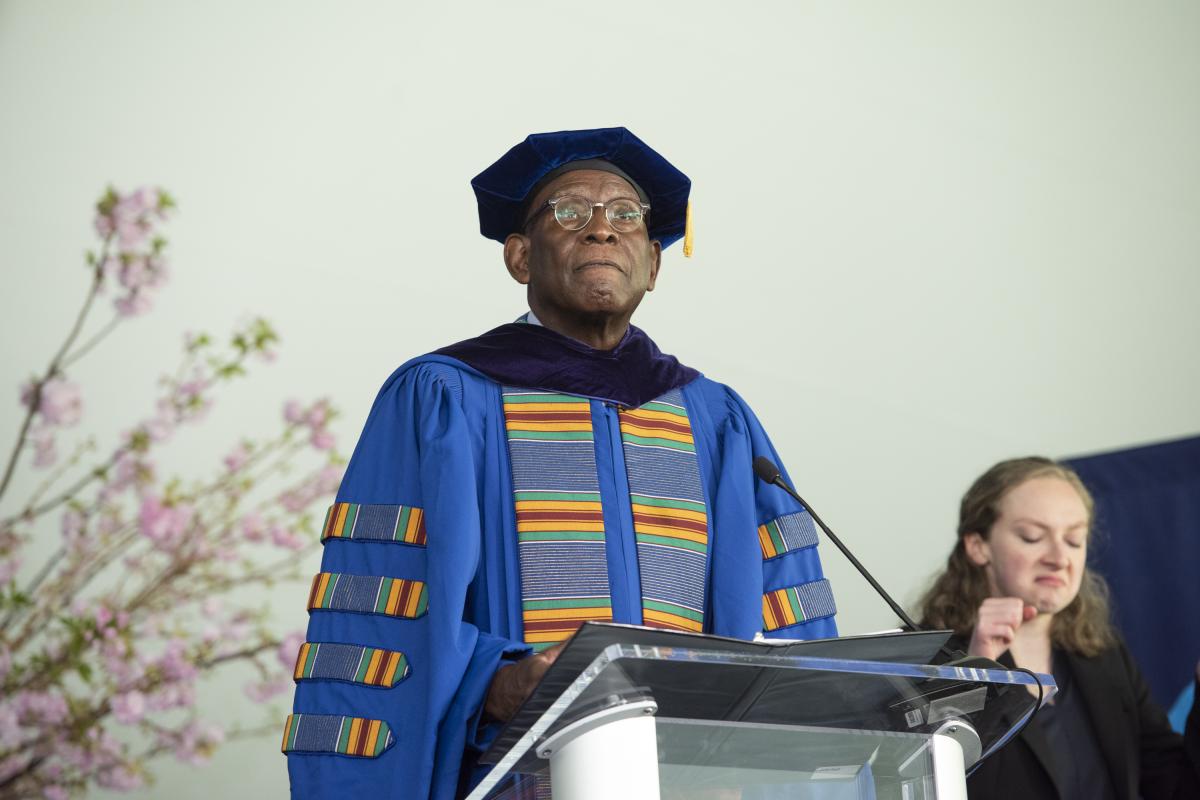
[682,200,694,258]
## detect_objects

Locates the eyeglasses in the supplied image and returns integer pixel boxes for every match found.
[527,195,651,233]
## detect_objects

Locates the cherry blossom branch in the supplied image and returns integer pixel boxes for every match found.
[0,245,109,505]
[0,187,340,798]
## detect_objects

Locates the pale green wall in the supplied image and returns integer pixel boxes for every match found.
[1,1,1197,797]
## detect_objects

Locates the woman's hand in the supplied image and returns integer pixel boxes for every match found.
[484,641,567,723]
[968,597,1038,661]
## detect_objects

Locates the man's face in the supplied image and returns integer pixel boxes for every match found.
[504,169,662,325]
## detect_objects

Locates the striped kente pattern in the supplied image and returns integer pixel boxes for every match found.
[307,572,428,619]
[281,713,394,758]
[293,642,410,688]
[503,389,612,651]
[619,389,709,633]
[321,502,426,546]
[758,511,819,560]
[762,578,837,631]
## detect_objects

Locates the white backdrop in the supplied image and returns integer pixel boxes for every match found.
[2,2,1198,797]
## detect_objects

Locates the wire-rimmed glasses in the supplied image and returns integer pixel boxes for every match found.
[527,195,650,233]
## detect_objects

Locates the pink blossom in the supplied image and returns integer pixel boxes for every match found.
[96,512,122,537]
[31,432,56,468]
[146,682,195,712]
[317,464,344,494]
[95,765,143,791]
[154,639,198,683]
[15,691,69,725]
[111,691,146,724]
[137,496,193,550]
[94,605,114,628]
[222,442,250,472]
[21,378,83,426]
[110,189,160,250]
[127,186,161,215]
[0,753,33,784]
[0,705,23,750]
[139,412,174,443]
[117,256,152,290]
[57,743,92,772]
[243,676,290,703]
[115,218,148,251]
[306,402,329,428]
[144,255,169,288]
[99,255,122,283]
[109,452,154,492]
[219,616,251,644]
[278,488,309,513]
[174,720,224,765]
[100,636,129,662]
[310,428,335,451]
[240,512,266,542]
[43,785,69,800]
[115,291,152,317]
[94,211,114,238]
[277,631,305,670]
[177,379,205,402]
[283,399,305,424]
[61,508,85,547]
[269,525,304,551]
[0,557,19,584]
[105,650,145,691]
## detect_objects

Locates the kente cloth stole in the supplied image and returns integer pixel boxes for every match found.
[502,387,709,651]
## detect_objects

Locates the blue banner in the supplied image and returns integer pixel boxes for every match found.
[1066,435,1200,709]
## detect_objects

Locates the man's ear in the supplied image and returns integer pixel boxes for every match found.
[504,233,531,285]
[645,240,662,292]
[962,533,990,567]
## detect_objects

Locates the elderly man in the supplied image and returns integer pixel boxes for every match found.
[283,127,837,799]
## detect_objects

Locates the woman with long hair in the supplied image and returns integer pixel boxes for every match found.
[920,457,1199,800]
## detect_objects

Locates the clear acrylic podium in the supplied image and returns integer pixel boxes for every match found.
[467,625,1055,800]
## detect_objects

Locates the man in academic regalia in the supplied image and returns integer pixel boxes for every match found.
[283,127,839,799]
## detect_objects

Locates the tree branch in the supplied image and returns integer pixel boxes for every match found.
[0,239,112,505]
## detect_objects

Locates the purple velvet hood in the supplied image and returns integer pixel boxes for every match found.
[434,323,699,409]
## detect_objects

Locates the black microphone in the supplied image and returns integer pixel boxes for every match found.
[752,456,921,632]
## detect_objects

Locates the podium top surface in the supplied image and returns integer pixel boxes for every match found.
[472,624,1055,798]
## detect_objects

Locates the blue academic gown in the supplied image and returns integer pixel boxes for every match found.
[285,353,838,800]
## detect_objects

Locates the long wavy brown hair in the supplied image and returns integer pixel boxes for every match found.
[918,457,1116,657]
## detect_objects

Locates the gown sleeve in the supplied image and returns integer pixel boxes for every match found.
[284,363,527,800]
[700,381,838,641]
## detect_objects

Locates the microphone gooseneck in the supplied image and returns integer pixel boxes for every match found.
[752,456,921,632]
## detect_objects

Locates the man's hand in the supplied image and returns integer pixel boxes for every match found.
[968,597,1037,661]
[484,642,567,723]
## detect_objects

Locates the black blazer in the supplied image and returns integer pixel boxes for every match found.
[963,640,1200,800]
